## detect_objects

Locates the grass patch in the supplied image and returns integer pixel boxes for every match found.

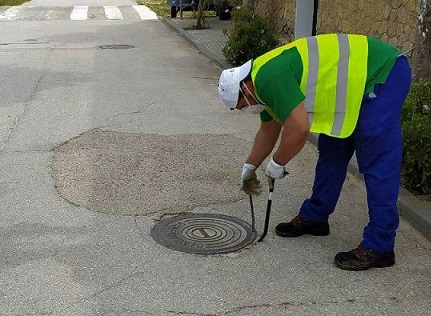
[136,0,171,18]
[0,0,29,5]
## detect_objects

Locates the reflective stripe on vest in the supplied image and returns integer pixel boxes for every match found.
[252,34,368,138]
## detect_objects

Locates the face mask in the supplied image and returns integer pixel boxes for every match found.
[241,104,266,114]
[240,84,266,114]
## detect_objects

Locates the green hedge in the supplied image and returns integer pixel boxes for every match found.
[0,0,28,5]
[401,79,431,195]
[222,6,280,66]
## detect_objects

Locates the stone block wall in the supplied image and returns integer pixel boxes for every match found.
[254,0,297,42]
[317,0,417,55]
[254,0,431,79]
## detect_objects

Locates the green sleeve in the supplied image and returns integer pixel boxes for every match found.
[259,109,273,122]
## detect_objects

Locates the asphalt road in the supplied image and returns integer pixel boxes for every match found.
[1,1,431,315]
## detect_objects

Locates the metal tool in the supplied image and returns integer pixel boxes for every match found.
[258,177,275,242]
[249,194,256,234]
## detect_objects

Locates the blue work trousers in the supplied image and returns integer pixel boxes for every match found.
[299,56,412,252]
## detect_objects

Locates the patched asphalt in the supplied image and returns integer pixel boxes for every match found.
[51,131,249,215]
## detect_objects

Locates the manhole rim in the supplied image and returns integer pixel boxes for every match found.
[151,212,256,255]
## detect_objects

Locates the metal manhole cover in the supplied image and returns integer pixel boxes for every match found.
[151,213,256,254]
[99,44,134,49]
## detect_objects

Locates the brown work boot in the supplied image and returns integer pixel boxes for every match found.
[275,215,330,237]
[334,244,395,271]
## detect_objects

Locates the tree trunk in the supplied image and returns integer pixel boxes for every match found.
[413,0,431,80]
[196,0,207,29]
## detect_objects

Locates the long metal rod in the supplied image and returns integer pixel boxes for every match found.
[249,195,256,234]
[258,178,275,242]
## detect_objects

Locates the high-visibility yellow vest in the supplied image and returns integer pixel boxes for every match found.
[251,34,368,138]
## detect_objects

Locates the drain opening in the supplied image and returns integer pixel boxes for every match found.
[151,213,256,254]
[99,44,134,50]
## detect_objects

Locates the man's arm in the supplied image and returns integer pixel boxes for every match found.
[272,103,310,165]
[246,119,282,168]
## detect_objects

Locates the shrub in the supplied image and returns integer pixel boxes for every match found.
[0,0,28,5]
[401,79,431,195]
[222,6,280,66]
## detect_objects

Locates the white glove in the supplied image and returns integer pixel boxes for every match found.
[241,163,256,181]
[265,158,287,179]
[240,163,262,196]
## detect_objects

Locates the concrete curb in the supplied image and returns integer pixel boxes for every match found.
[162,17,431,242]
[398,189,431,242]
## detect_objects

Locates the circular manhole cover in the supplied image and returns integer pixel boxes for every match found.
[151,213,256,254]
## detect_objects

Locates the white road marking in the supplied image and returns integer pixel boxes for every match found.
[0,7,20,21]
[44,10,52,20]
[132,5,158,20]
[104,6,123,20]
[70,6,88,20]
[0,6,158,21]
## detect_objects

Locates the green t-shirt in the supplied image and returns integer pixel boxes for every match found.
[254,36,401,123]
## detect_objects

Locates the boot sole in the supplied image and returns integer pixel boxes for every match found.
[334,258,395,271]
[275,229,330,238]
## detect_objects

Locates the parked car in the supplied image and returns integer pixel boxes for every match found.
[168,0,219,18]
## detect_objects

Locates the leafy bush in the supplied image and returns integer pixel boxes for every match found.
[222,6,280,66]
[401,79,431,195]
[0,0,28,5]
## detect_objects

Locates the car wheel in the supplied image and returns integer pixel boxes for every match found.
[171,6,177,18]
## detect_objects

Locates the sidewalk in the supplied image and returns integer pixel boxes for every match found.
[162,16,431,243]
[163,16,233,69]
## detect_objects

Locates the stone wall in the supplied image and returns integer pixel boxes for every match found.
[318,0,417,55]
[254,0,431,79]
[254,0,297,42]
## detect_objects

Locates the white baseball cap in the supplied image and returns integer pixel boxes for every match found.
[218,59,253,109]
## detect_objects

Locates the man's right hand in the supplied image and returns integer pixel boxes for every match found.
[240,163,262,196]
